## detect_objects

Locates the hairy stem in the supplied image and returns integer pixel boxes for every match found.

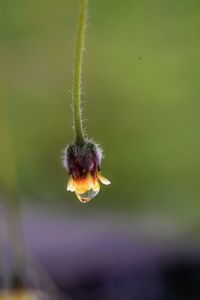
[73,0,88,145]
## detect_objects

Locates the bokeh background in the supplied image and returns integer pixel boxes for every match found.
[1,1,200,298]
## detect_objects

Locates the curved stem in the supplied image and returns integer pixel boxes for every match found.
[73,0,88,145]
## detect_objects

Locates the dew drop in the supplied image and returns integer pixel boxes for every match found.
[79,189,99,203]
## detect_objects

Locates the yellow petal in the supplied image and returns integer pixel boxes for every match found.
[87,173,94,189]
[74,178,89,194]
[67,176,75,191]
[92,180,100,192]
[97,172,111,185]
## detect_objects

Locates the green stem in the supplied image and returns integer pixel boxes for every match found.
[73,0,88,145]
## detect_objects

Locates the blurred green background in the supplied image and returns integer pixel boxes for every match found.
[1,0,200,222]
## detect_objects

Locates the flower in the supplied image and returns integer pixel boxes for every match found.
[63,141,110,203]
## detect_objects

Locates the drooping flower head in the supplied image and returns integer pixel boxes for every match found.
[64,141,110,203]
[63,0,111,202]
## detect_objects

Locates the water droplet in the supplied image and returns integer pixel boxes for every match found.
[79,189,99,202]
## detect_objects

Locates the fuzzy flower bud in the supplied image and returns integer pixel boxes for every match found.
[63,141,110,203]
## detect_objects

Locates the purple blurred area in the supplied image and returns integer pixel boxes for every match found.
[1,206,200,300]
